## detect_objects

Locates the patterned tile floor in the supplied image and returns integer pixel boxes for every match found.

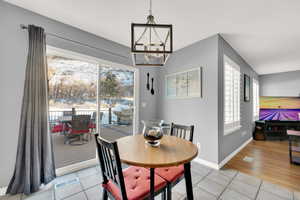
[1,162,299,200]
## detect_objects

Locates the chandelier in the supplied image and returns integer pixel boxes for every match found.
[131,0,173,66]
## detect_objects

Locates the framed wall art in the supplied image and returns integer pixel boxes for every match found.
[244,74,250,102]
[165,67,203,98]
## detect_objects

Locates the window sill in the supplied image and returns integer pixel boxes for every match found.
[224,125,242,136]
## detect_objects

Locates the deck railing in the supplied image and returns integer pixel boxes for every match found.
[49,109,117,127]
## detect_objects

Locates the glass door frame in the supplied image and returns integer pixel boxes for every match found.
[97,64,139,136]
[47,45,140,175]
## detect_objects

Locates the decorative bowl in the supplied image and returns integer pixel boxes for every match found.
[142,120,164,147]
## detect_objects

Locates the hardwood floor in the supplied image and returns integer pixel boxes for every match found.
[224,140,300,192]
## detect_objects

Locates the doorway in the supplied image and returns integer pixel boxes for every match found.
[46,46,139,171]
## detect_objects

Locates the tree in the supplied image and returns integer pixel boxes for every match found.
[100,71,121,124]
[100,71,121,102]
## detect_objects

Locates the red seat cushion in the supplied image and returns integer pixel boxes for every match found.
[51,123,71,133]
[89,123,96,129]
[103,167,167,200]
[51,124,63,133]
[155,165,184,183]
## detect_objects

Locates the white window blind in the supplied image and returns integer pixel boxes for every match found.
[253,79,260,120]
[224,56,241,134]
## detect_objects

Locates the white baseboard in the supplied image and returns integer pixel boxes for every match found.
[218,137,253,169]
[56,158,98,176]
[194,158,219,170]
[194,137,253,170]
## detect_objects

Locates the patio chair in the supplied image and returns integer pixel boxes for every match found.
[66,115,91,145]
[114,108,133,125]
[154,123,194,200]
[50,109,75,134]
[94,133,167,200]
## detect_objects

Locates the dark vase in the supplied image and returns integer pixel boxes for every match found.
[142,120,164,147]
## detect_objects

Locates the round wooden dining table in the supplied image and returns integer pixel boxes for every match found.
[117,134,198,200]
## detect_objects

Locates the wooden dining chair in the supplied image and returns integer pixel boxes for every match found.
[94,134,168,200]
[155,123,195,200]
[170,123,194,142]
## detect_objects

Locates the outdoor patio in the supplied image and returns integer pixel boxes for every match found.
[52,125,132,169]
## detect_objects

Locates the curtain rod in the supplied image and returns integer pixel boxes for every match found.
[20,24,130,60]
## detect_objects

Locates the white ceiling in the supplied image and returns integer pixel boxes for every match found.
[5,0,300,74]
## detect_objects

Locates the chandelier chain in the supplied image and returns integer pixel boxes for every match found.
[149,0,152,16]
[131,0,172,66]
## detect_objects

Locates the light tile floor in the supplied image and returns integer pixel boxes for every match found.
[1,162,299,200]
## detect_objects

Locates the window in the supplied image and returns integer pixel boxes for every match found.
[253,79,260,120]
[224,55,241,135]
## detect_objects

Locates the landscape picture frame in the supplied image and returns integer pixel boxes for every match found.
[165,67,203,99]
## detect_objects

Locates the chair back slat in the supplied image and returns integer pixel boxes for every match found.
[71,115,90,131]
[170,123,194,142]
[104,147,116,182]
[94,134,128,200]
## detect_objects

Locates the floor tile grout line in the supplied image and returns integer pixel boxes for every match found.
[259,181,294,200]
[195,169,227,198]
[194,169,213,185]
[292,191,296,200]
[57,178,84,200]
[53,185,57,200]
[227,178,259,199]
[57,167,101,200]
[254,180,262,200]
[82,181,102,192]
[216,170,239,200]
[78,175,89,200]
[82,189,89,199]
[53,170,100,200]
[160,165,211,197]
[181,167,213,199]
[60,190,82,200]
[293,191,296,200]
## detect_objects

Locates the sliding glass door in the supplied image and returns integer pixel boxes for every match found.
[47,47,138,170]
[47,54,98,169]
[98,66,135,141]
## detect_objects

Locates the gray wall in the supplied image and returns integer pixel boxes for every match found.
[217,36,259,163]
[0,1,158,187]
[156,34,258,165]
[260,70,300,97]
[157,35,220,164]
[139,67,160,132]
